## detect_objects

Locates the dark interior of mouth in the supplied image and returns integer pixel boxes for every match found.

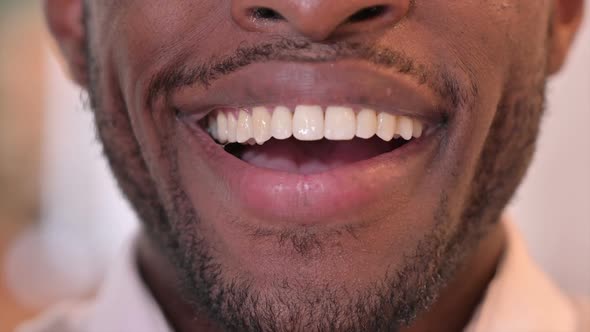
[224,137,410,174]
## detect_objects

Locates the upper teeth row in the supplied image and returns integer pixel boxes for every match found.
[207,105,425,145]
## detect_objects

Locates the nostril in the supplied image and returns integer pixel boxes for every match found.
[249,7,285,21]
[347,5,390,23]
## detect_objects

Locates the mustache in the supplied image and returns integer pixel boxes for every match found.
[146,38,475,109]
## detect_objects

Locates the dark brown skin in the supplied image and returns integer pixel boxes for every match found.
[45,1,583,331]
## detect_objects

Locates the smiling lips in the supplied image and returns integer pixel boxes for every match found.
[172,62,446,222]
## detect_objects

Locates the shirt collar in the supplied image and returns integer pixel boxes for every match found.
[465,221,577,332]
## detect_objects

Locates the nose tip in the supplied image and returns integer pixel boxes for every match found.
[231,0,411,42]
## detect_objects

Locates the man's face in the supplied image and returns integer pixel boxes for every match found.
[48,0,580,330]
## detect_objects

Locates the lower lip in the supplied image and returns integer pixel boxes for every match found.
[180,120,441,225]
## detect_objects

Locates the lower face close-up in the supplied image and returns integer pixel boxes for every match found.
[43,0,582,331]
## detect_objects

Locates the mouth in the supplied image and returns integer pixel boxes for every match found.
[201,105,432,174]
[168,61,449,224]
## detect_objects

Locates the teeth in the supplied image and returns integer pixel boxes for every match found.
[293,105,324,141]
[271,106,293,140]
[207,106,426,145]
[252,106,272,144]
[325,106,356,140]
[208,114,218,141]
[356,108,377,139]
[226,113,238,143]
[377,112,397,141]
[216,112,228,143]
[397,116,413,140]
[413,120,423,138]
[236,110,253,143]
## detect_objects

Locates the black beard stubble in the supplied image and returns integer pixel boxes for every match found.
[83,8,547,332]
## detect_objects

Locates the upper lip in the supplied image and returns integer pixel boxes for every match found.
[169,60,448,126]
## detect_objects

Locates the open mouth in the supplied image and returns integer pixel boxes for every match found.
[169,61,447,222]
[202,105,428,174]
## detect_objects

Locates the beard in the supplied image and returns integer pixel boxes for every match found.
[153,168,478,331]
[84,16,547,332]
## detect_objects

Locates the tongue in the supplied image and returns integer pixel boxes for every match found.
[239,137,398,174]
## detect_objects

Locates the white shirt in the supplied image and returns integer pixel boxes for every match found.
[17,222,589,332]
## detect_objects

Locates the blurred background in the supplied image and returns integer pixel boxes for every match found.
[0,1,588,331]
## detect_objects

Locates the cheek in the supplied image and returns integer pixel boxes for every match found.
[102,1,231,96]
[92,2,236,182]
[405,1,549,200]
